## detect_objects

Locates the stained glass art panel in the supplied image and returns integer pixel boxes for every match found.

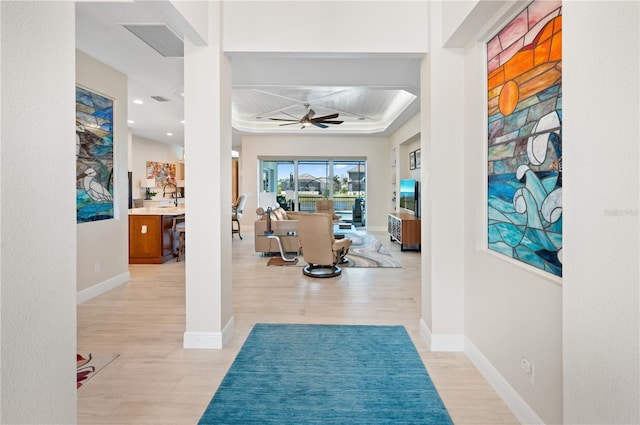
[76,86,114,223]
[487,0,563,277]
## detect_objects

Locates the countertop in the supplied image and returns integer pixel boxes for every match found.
[129,205,185,216]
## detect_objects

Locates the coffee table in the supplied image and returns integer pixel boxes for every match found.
[333,222,355,239]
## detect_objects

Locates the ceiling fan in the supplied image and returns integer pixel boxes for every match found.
[269,104,344,129]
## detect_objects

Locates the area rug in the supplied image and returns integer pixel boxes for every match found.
[77,352,119,389]
[198,324,453,424]
[343,233,401,268]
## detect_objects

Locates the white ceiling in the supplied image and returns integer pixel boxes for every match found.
[75,2,421,147]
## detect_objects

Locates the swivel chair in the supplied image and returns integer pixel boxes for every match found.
[298,213,352,278]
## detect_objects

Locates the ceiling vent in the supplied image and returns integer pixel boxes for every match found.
[151,96,170,102]
[122,24,184,58]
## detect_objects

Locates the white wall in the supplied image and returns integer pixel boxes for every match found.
[0,2,77,422]
[451,2,563,423]
[76,51,130,296]
[563,2,639,424]
[223,1,428,54]
[130,135,183,200]
[240,135,391,231]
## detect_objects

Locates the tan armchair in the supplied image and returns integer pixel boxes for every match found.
[298,213,352,278]
[315,199,340,222]
[232,194,247,239]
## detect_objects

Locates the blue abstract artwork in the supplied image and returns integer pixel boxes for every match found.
[487,0,563,277]
[76,86,114,223]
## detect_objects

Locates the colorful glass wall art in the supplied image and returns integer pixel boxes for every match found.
[487,0,563,277]
[76,86,114,223]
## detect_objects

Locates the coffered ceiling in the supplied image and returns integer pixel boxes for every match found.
[75,2,421,147]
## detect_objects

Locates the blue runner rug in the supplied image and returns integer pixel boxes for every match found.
[198,324,453,424]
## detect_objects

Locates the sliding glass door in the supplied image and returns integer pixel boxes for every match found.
[332,160,365,224]
[298,161,331,212]
[259,158,366,225]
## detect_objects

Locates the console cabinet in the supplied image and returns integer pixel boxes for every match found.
[388,213,421,251]
[129,215,176,264]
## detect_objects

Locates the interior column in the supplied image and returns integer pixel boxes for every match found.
[183,2,234,348]
[419,1,466,351]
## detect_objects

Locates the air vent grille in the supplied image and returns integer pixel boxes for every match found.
[122,24,183,58]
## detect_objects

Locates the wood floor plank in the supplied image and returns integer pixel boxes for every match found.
[77,230,519,424]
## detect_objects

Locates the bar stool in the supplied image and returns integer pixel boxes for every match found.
[172,215,186,262]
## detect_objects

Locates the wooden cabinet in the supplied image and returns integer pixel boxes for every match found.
[129,215,176,264]
[388,213,421,252]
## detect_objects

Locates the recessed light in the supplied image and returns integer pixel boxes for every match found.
[127,120,135,124]
[166,132,173,136]
[133,99,144,105]
[180,120,185,124]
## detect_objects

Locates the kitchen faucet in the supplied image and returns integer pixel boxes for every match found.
[163,182,179,206]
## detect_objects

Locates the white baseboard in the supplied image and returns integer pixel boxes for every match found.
[419,319,465,351]
[183,316,235,349]
[76,271,130,304]
[419,319,432,346]
[465,338,545,425]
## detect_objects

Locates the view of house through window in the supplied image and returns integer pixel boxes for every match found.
[260,159,366,225]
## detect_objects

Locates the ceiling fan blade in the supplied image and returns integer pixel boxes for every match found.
[307,109,316,119]
[280,111,301,120]
[269,118,299,122]
[312,122,329,129]
[318,120,343,125]
[312,113,339,121]
[279,122,302,126]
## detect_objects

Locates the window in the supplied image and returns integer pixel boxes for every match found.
[259,158,366,223]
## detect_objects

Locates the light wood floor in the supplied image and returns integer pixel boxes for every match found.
[77,229,519,425]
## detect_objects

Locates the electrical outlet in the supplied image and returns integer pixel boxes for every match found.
[521,357,535,386]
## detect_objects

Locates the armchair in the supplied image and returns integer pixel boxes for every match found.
[315,199,340,222]
[297,213,352,278]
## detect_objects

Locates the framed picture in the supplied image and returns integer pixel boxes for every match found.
[415,149,421,169]
[409,151,416,170]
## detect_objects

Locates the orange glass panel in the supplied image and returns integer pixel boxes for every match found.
[549,32,562,61]
[504,50,534,81]
[553,15,562,34]
[534,39,551,66]
[488,72,506,91]
[538,21,554,44]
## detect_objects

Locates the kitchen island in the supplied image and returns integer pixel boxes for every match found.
[128,205,185,264]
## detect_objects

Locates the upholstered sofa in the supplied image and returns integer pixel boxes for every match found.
[254,207,311,254]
